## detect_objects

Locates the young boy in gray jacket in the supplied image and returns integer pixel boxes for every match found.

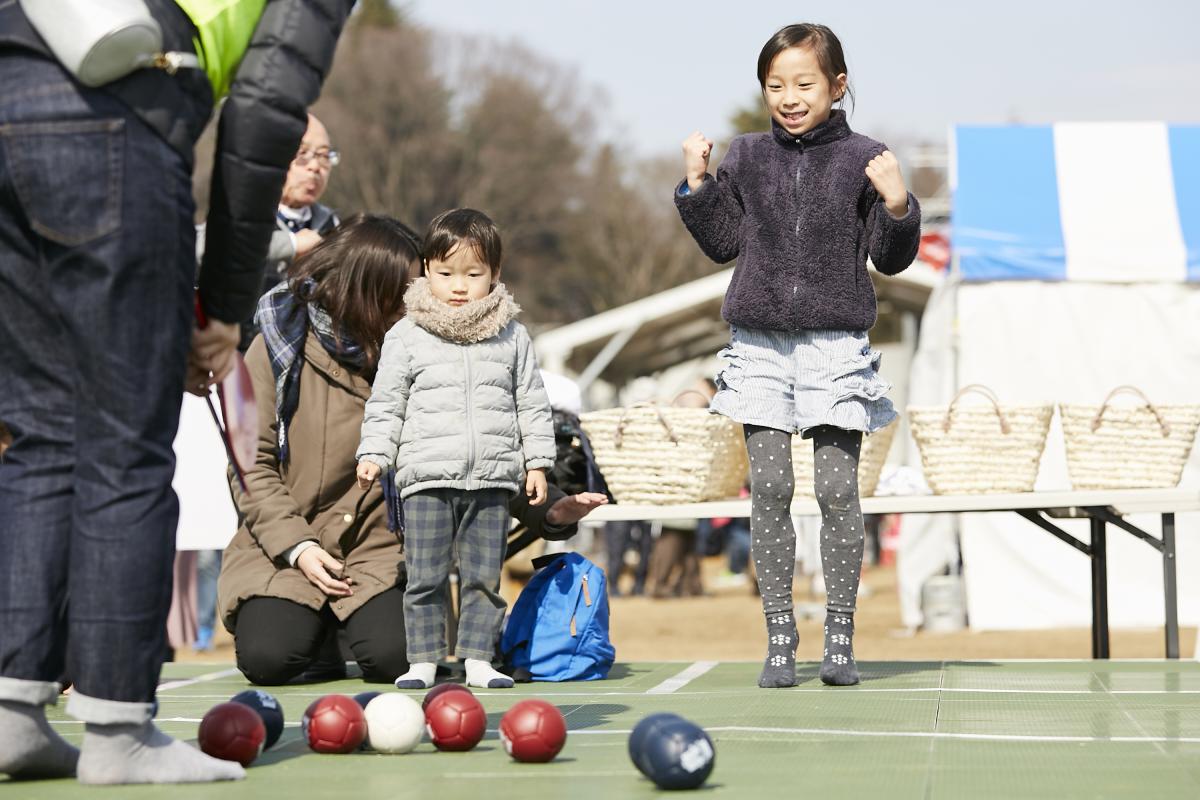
[356,209,555,689]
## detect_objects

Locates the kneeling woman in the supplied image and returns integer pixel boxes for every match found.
[218,215,598,684]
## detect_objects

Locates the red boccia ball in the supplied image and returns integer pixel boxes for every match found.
[424,690,486,752]
[499,699,567,763]
[301,694,368,754]
[198,702,266,767]
[421,683,473,711]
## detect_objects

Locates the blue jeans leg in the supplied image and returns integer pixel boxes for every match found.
[0,53,197,703]
[195,550,223,633]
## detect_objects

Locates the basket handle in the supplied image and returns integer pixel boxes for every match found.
[615,401,679,448]
[943,384,1010,435]
[670,389,713,407]
[1091,385,1171,437]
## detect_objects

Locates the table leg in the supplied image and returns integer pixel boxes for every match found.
[1090,517,1110,659]
[1163,513,1179,659]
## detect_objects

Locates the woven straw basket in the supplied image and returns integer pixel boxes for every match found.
[790,420,897,497]
[909,385,1053,494]
[1060,386,1200,490]
[580,401,749,504]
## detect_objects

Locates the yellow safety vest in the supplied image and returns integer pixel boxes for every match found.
[174,0,267,99]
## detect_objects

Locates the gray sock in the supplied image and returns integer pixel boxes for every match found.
[758,611,798,688]
[0,699,79,779]
[811,427,863,686]
[820,612,860,686]
[744,425,799,689]
[77,722,244,785]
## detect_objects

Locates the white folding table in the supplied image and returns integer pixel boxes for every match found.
[588,488,1200,659]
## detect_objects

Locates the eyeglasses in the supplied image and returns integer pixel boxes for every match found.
[293,148,340,168]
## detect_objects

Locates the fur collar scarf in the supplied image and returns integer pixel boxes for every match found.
[403,277,521,344]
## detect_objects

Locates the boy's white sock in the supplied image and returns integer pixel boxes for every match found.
[78,722,244,784]
[394,662,437,690]
[464,659,513,689]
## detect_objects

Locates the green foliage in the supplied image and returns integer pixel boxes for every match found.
[354,0,401,29]
[730,96,770,135]
[190,18,723,324]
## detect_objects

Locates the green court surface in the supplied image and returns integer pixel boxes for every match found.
[13,660,1200,799]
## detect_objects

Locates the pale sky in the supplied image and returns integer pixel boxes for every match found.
[406,1,1200,157]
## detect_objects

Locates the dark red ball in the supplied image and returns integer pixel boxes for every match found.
[499,699,567,763]
[424,690,486,752]
[301,694,368,754]
[230,689,284,750]
[198,702,266,767]
[421,683,473,711]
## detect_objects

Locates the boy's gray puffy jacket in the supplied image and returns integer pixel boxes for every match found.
[357,279,556,499]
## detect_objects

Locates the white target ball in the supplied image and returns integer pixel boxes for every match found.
[363,693,425,754]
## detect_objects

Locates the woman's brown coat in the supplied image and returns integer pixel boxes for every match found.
[218,332,570,631]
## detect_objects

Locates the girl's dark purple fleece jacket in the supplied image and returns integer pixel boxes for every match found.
[674,109,921,333]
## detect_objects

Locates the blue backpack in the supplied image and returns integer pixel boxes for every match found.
[501,552,615,681]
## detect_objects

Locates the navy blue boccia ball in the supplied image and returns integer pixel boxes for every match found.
[230,689,285,750]
[352,691,384,751]
[628,713,684,775]
[353,691,382,709]
[638,718,715,790]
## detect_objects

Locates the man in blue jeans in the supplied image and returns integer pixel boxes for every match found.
[0,0,353,785]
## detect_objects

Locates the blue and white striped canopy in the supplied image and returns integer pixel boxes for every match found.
[952,123,1200,282]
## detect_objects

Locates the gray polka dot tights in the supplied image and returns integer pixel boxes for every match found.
[745,424,864,616]
[745,424,864,686]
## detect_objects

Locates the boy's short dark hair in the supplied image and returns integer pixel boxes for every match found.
[422,208,502,275]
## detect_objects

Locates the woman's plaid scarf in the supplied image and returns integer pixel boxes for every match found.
[255,280,365,466]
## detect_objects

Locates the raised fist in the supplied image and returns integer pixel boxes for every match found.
[865,150,909,216]
[682,131,714,191]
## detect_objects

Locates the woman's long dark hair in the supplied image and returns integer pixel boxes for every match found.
[288,213,422,373]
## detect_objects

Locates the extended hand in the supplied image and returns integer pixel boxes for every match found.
[296,546,354,597]
[526,469,548,506]
[185,317,240,396]
[545,491,609,526]
[294,228,322,257]
[865,150,909,216]
[682,131,714,192]
[356,460,381,490]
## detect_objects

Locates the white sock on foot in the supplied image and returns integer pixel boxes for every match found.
[464,659,513,689]
[77,722,244,785]
[394,662,436,690]
[0,699,79,779]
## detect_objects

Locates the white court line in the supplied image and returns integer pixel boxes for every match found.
[446,771,635,779]
[153,686,1200,701]
[156,668,241,693]
[645,661,718,695]
[51,718,1200,746]
[564,726,1200,745]
[150,685,1200,703]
